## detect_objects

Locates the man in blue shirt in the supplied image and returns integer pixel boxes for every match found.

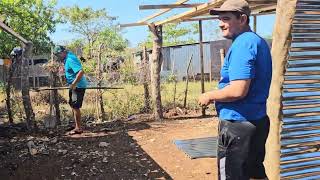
[54,45,87,134]
[198,0,272,179]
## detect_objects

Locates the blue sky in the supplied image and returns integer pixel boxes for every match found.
[50,0,275,47]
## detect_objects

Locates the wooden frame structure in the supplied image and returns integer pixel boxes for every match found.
[0,21,36,130]
[120,1,315,179]
[120,0,277,119]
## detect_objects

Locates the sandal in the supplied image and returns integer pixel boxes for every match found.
[67,129,83,135]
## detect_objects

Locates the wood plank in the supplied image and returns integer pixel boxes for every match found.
[31,86,124,91]
[181,16,218,22]
[247,0,277,4]
[138,0,189,23]
[155,0,225,26]
[266,0,298,179]
[250,4,277,13]
[120,22,148,28]
[139,3,203,10]
[0,21,29,44]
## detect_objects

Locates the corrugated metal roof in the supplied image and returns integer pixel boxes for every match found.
[281,0,320,179]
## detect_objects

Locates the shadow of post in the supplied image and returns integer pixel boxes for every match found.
[0,119,173,179]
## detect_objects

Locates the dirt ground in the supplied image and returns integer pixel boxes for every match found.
[0,111,218,180]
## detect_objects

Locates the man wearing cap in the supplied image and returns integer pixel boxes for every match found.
[198,0,272,179]
[54,45,88,134]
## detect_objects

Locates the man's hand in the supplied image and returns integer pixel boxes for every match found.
[70,83,76,90]
[198,93,213,106]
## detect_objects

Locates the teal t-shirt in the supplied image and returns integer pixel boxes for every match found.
[215,32,272,121]
[64,52,87,88]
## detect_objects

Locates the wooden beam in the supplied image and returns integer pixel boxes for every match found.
[119,22,148,28]
[139,3,203,10]
[121,0,189,28]
[251,4,277,13]
[0,21,29,44]
[182,16,218,22]
[31,86,124,91]
[148,23,163,120]
[265,0,298,179]
[138,0,189,23]
[155,0,225,26]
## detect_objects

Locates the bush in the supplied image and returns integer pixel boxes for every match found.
[119,59,138,84]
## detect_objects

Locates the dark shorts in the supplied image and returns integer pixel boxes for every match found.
[217,116,270,180]
[69,88,86,109]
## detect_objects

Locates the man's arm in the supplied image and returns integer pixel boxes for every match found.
[70,70,84,89]
[198,79,251,106]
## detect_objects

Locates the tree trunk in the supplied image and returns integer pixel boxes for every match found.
[96,44,105,122]
[21,42,36,130]
[265,0,297,179]
[142,46,151,112]
[148,23,163,120]
[5,58,17,124]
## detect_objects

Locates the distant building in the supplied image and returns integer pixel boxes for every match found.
[134,38,271,81]
[134,40,232,81]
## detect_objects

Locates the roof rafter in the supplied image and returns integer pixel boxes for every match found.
[120,0,278,28]
[120,0,189,27]
[155,0,225,26]
[0,21,29,44]
[139,3,203,10]
[137,0,189,23]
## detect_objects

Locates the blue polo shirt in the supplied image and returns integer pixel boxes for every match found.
[215,32,272,121]
[64,52,87,88]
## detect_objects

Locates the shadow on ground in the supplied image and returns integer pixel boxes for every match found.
[0,118,172,180]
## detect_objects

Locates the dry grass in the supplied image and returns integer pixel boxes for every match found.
[0,81,218,123]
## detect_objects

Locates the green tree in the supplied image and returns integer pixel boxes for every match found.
[96,27,128,56]
[59,5,114,58]
[0,0,58,57]
[140,22,199,48]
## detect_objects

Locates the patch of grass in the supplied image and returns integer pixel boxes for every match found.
[0,81,218,123]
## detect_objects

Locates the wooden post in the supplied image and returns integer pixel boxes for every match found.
[52,48,61,126]
[253,15,257,33]
[148,23,163,120]
[199,20,205,116]
[96,44,106,121]
[209,55,212,82]
[52,71,61,125]
[21,42,36,130]
[265,0,297,179]
[6,51,19,124]
[142,46,151,112]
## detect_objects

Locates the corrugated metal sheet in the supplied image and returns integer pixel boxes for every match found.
[174,137,217,159]
[161,42,212,80]
[281,0,320,179]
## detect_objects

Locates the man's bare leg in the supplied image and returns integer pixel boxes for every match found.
[72,108,82,132]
